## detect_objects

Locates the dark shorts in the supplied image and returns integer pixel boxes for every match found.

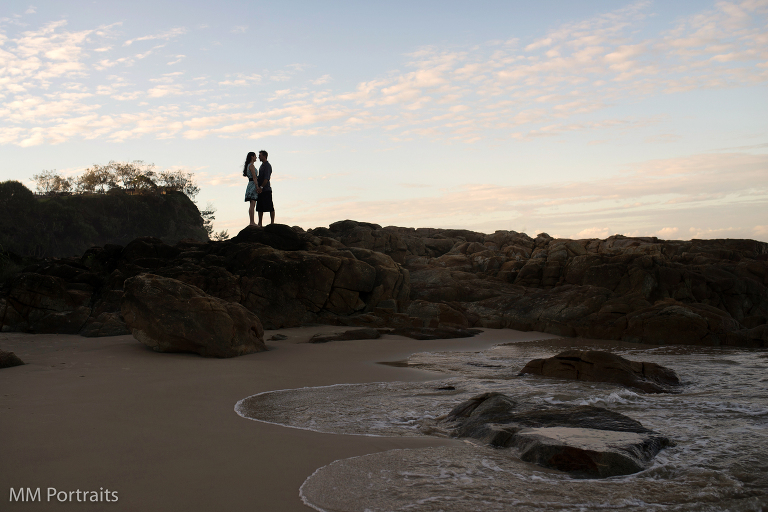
[256,190,274,212]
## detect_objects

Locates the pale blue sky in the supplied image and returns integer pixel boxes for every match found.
[1,0,767,240]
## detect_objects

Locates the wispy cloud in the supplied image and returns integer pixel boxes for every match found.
[0,1,766,149]
[124,27,187,46]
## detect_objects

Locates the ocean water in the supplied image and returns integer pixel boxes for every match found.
[235,340,768,511]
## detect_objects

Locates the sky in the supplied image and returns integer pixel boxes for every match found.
[1,0,767,241]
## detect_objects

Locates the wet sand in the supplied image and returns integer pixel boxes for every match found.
[0,327,556,511]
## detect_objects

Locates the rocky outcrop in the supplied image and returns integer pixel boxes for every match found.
[121,273,266,357]
[0,225,411,335]
[0,181,208,259]
[520,350,682,393]
[441,392,671,478]
[0,349,24,368]
[1,219,766,347]
[311,221,768,347]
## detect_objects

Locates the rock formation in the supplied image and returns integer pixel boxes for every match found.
[121,273,266,357]
[0,181,208,259]
[311,221,768,347]
[520,350,682,393]
[441,392,671,478]
[1,220,766,348]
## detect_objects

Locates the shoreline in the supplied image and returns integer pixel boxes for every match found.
[0,327,557,511]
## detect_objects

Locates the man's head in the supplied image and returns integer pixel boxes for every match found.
[258,150,268,161]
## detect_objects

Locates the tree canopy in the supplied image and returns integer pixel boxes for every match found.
[30,161,200,201]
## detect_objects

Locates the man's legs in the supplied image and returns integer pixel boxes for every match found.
[257,211,264,227]
[270,210,275,224]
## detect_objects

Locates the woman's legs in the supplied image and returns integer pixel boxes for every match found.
[249,200,256,225]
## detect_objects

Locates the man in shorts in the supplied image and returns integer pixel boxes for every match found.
[255,150,275,226]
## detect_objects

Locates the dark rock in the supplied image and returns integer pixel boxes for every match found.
[406,300,469,328]
[520,350,682,393]
[1,273,91,333]
[442,392,671,478]
[79,312,131,337]
[623,300,741,346]
[725,324,768,347]
[389,326,483,340]
[513,426,670,478]
[308,328,381,343]
[231,224,306,251]
[0,349,24,368]
[269,334,288,341]
[121,273,266,357]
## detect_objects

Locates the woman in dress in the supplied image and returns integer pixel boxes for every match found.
[243,151,259,226]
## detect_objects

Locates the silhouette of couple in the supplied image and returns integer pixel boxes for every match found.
[243,150,274,227]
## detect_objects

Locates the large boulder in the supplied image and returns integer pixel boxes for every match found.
[520,350,682,393]
[512,426,668,478]
[121,273,266,357]
[442,392,671,478]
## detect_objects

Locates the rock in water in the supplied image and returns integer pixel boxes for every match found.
[0,350,24,368]
[441,392,671,478]
[513,426,665,478]
[121,273,266,357]
[520,350,681,393]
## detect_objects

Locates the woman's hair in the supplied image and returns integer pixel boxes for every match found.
[243,151,256,177]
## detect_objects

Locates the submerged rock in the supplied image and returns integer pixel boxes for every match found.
[442,392,671,478]
[121,273,266,357]
[520,350,682,393]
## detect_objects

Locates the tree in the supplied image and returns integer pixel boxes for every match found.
[158,169,200,201]
[77,164,116,193]
[200,202,229,241]
[30,170,74,194]
[201,202,216,238]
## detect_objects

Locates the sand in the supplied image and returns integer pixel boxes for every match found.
[0,327,556,511]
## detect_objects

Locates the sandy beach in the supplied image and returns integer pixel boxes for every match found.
[1,327,556,511]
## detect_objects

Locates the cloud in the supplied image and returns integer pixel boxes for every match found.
[231,25,247,34]
[656,227,679,238]
[124,27,187,46]
[311,74,332,85]
[1,2,766,150]
[576,227,611,238]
